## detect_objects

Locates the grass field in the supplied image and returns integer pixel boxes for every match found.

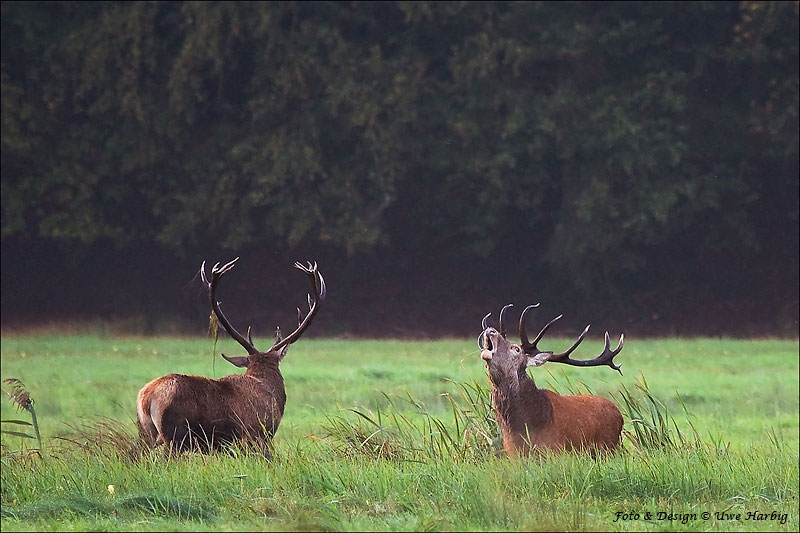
[1,333,797,531]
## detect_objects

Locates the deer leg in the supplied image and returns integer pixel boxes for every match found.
[136,417,159,446]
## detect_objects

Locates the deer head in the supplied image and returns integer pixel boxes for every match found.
[478,303,623,377]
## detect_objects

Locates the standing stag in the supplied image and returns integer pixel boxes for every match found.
[478,303,624,456]
[137,258,325,453]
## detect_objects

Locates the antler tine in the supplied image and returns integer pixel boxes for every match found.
[271,261,325,352]
[604,332,625,374]
[518,303,541,347]
[528,314,563,351]
[545,330,624,375]
[318,271,327,300]
[293,261,327,301]
[550,324,591,359]
[498,303,514,338]
[213,257,239,275]
[247,325,253,346]
[202,257,259,355]
[200,261,208,284]
[614,332,625,354]
[481,312,492,330]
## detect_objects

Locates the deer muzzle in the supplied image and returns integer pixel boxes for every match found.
[479,328,497,360]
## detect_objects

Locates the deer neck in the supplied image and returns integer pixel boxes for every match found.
[489,367,553,439]
[243,358,283,384]
[239,358,286,414]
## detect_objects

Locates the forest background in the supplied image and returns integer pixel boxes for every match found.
[2,1,798,339]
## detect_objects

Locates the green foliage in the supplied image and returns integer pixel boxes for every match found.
[2,2,797,294]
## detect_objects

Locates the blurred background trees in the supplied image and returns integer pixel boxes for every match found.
[2,1,797,337]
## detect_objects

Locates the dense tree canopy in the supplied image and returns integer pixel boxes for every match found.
[2,1,798,333]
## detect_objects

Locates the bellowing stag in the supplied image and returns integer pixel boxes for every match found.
[478,303,624,456]
[137,258,325,453]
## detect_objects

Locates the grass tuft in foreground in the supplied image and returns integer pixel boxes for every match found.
[320,373,708,462]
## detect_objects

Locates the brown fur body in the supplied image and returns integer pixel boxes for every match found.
[489,367,623,455]
[137,355,286,452]
[136,258,324,454]
[480,323,623,456]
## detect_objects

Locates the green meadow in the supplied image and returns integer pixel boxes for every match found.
[1,333,798,531]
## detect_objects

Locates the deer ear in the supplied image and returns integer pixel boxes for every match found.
[526,352,550,368]
[276,344,289,361]
[222,353,250,368]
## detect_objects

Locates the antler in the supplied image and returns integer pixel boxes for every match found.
[200,257,259,355]
[520,305,624,375]
[481,303,515,338]
[270,261,326,352]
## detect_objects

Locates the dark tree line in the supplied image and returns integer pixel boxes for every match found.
[2,1,798,335]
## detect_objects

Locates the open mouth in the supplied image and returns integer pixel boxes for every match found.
[478,329,495,360]
[477,331,494,351]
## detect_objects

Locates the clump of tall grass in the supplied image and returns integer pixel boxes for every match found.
[47,418,278,464]
[610,374,705,452]
[1,378,42,452]
[322,373,712,461]
[321,380,503,462]
[51,418,151,463]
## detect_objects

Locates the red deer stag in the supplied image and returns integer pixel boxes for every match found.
[137,258,325,453]
[478,303,624,456]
